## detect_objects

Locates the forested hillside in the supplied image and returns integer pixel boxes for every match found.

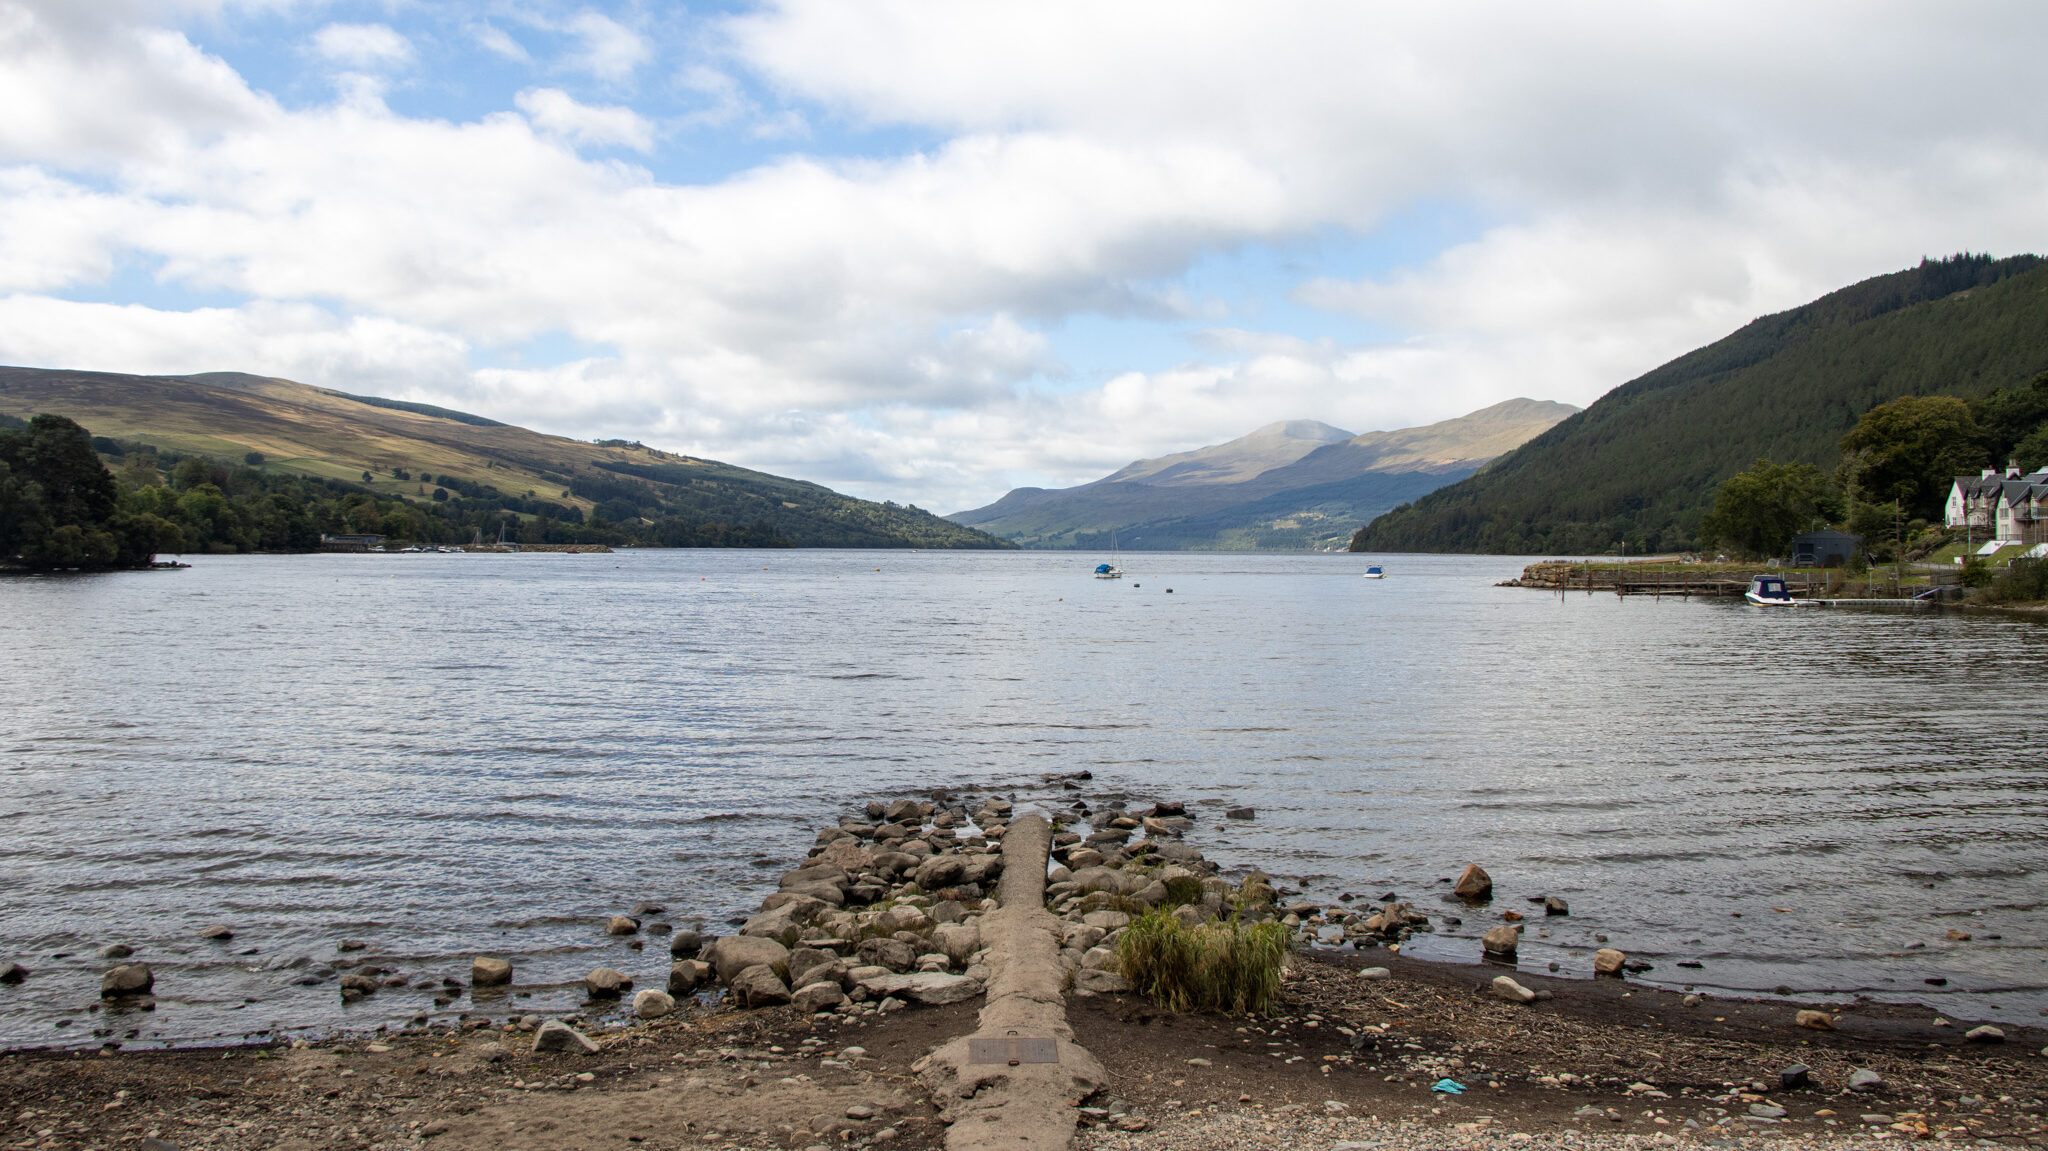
[1353,254,2048,554]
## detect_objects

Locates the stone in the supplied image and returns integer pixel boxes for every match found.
[1593,948,1627,975]
[1480,925,1520,957]
[1064,848,1106,870]
[0,962,27,984]
[1491,976,1537,1004]
[199,924,234,940]
[101,963,153,997]
[101,943,134,959]
[705,936,790,983]
[1225,807,1255,820]
[792,957,851,992]
[1069,865,1133,896]
[139,1140,180,1151]
[1795,1010,1835,1031]
[769,884,845,908]
[1358,966,1392,980]
[1453,863,1493,900]
[631,988,675,1018]
[793,981,848,1013]
[532,1020,600,1054]
[605,915,639,936]
[731,964,792,1007]
[931,921,981,964]
[874,905,932,934]
[1074,969,1133,994]
[856,937,918,973]
[1847,1068,1883,1091]
[1965,1025,2006,1043]
[584,968,630,997]
[929,899,967,924]
[1749,1103,1788,1119]
[740,904,812,947]
[470,957,515,988]
[339,974,380,994]
[668,930,703,958]
[1544,896,1569,916]
[1780,1063,1811,1090]
[1131,879,1169,906]
[1082,910,1132,930]
[668,960,712,994]
[854,970,984,1005]
[1082,946,1118,971]
[917,953,950,972]
[630,901,665,916]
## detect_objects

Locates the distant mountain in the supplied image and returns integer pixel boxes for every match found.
[0,366,1010,549]
[1353,253,2048,555]
[949,398,1578,550]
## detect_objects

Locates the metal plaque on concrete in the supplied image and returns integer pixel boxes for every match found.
[968,1036,1058,1065]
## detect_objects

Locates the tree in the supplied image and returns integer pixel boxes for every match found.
[0,414,165,569]
[1697,458,1836,559]
[1838,395,1985,519]
[1971,370,2048,467]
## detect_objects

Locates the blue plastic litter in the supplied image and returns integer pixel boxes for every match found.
[1431,1078,1465,1094]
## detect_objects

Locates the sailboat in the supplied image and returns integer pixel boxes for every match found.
[1094,530,1124,579]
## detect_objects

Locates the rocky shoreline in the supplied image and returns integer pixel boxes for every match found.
[4,780,2045,1150]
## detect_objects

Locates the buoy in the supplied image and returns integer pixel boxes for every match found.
[1166,588,1173,593]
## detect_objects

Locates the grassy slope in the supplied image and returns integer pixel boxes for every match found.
[1354,255,2048,555]
[0,367,1008,549]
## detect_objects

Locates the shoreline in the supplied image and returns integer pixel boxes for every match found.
[5,786,2044,1150]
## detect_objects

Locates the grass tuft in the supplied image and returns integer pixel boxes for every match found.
[1115,909,1289,1014]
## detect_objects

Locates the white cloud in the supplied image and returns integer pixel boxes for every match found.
[515,88,655,152]
[473,22,529,63]
[2,1,2047,512]
[561,10,649,84]
[311,22,414,70]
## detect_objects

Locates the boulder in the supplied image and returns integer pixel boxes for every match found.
[101,944,134,959]
[1082,910,1132,930]
[870,851,920,878]
[1131,880,1169,906]
[1064,848,1106,870]
[731,964,791,1007]
[100,963,154,997]
[668,960,712,994]
[1480,925,1520,957]
[739,904,809,947]
[793,980,848,1013]
[1847,1068,1883,1092]
[1543,896,1569,916]
[605,916,639,936]
[1965,1025,2005,1043]
[1358,967,1392,981]
[914,855,970,890]
[929,900,968,924]
[1225,807,1255,820]
[931,921,981,964]
[1794,1010,1835,1031]
[668,930,703,958]
[1062,923,1107,951]
[199,924,234,940]
[856,938,918,973]
[772,882,846,908]
[854,970,984,1005]
[1453,864,1493,901]
[339,974,379,994]
[1082,946,1118,971]
[584,968,631,997]
[1593,948,1627,975]
[705,936,790,983]
[1780,1063,1812,1090]
[532,1020,600,1054]
[1070,866,1132,895]
[793,956,851,991]
[1074,969,1132,994]
[472,956,513,986]
[0,962,27,984]
[884,799,922,824]
[874,905,933,934]
[632,989,676,1018]
[781,863,849,891]
[1491,976,1537,1004]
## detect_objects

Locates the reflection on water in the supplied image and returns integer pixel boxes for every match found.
[0,549,2043,1046]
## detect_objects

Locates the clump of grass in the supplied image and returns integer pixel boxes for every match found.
[1115,909,1289,1014]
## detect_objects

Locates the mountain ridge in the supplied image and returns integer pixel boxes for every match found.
[950,398,1578,550]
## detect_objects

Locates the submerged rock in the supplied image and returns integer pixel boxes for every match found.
[0,962,28,984]
[605,916,639,936]
[1453,863,1493,901]
[472,957,513,986]
[199,924,234,941]
[667,929,703,958]
[101,964,154,997]
[584,968,630,998]
[1480,925,1520,957]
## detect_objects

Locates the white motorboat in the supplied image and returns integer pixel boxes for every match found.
[1744,574,1796,605]
[1360,565,1386,579]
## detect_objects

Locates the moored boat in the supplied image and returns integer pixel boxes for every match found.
[1744,574,1796,605]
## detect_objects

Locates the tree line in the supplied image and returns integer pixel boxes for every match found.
[0,413,790,571]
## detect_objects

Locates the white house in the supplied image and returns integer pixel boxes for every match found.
[1949,464,2048,545]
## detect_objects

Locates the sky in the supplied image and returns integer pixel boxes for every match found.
[3,2,2046,513]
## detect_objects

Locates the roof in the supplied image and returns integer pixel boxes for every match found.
[1792,529,1860,543]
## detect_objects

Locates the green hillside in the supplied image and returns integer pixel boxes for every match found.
[0,367,1009,550]
[1353,254,2048,555]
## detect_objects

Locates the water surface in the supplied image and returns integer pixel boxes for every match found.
[0,550,2042,1047]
